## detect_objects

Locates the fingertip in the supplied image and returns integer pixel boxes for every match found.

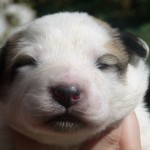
[120,112,142,150]
[81,124,121,150]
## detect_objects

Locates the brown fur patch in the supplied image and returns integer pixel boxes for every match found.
[93,17,129,66]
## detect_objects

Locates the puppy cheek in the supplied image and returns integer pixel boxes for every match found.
[84,86,110,125]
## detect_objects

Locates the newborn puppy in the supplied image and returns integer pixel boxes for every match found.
[0,12,150,150]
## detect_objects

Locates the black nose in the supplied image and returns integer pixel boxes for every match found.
[51,85,81,108]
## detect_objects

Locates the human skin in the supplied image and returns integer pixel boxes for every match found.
[81,112,141,150]
[14,112,141,150]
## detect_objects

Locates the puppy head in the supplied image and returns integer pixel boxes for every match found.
[0,12,149,146]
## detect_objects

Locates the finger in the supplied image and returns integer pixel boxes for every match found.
[120,112,141,150]
[13,131,49,150]
[81,124,121,150]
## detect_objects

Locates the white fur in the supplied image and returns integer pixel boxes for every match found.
[0,12,150,150]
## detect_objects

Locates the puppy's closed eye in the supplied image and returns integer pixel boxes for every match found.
[96,54,119,69]
[96,54,127,73]
[12,55,37,70]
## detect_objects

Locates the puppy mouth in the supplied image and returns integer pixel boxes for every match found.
[45,114,84,132]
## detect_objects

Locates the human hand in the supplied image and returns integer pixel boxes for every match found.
[81,112,141,150]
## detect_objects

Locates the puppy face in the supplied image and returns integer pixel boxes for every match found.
[0,12,149,145]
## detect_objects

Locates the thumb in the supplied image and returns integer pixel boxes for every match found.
[81,124,121,150]
[120,112,141,150]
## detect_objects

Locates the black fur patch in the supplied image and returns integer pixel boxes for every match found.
[0,40,16,83]
[0,32,26,98]
[10,55,37,81]
[119,32,147,58]
[0,42,13,98]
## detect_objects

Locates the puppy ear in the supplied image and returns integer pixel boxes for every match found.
[119,32,149,63]
[0,31,24,75]
[0,41,10,81]
[0,41,9,98]
[0,37,16,80]
[0,32,23,98]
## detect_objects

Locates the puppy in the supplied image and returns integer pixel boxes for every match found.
[0,12,150,150]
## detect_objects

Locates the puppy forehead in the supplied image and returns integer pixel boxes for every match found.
[15,13,126,62]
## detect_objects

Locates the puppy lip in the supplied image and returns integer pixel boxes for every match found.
[45,114,85,132]
[51,114,81,123]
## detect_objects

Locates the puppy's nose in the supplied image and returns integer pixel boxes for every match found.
[51,85,81,108]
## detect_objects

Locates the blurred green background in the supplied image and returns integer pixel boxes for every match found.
[3,0,150,56]
[1,0,150,105]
